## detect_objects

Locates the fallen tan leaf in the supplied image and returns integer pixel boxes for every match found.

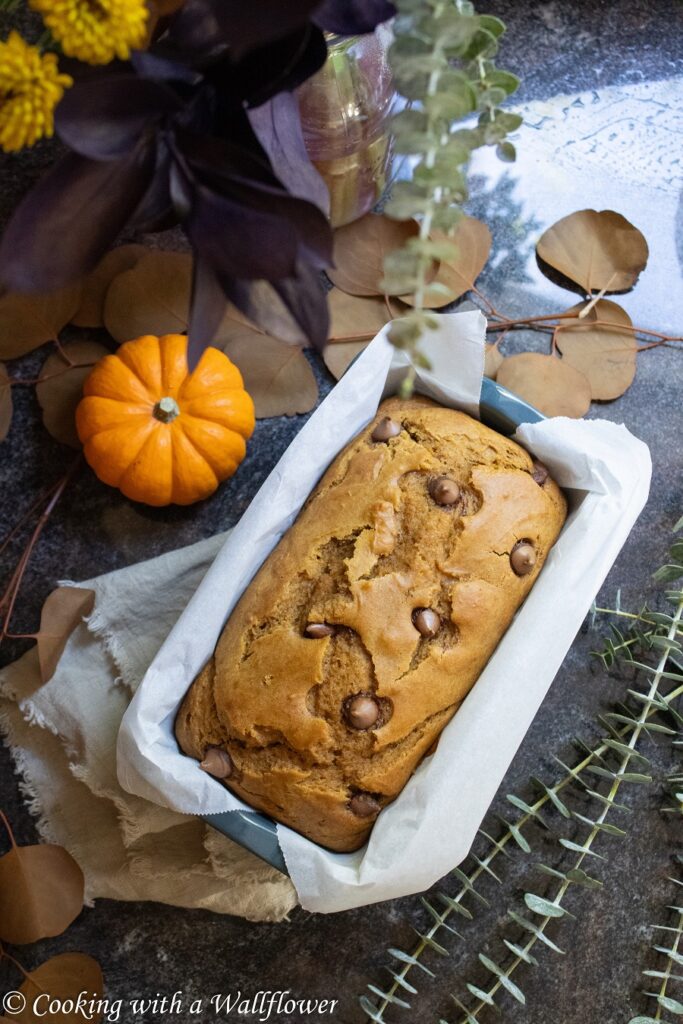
[328,214,421,296]
[556,299,636,400]
[71,244,147,328]
[103,249,192,342]
[323,340,369,380]
[36,586,96,683]
[497,352,591,418]
[220,328,318,417]
[0,284,82,360]
[8,953,103,1023]
[536,209,649,294]
[0,830,85,944]
[328,289,389,342]
[0,362,12,440]
[36,341,109,448]
[484,343,503,379]
[400,216,492,308]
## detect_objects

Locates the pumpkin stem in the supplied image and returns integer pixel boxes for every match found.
[153,397,180,423]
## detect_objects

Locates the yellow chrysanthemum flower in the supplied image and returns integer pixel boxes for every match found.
[29,0,149,66]
[0,32,73,153]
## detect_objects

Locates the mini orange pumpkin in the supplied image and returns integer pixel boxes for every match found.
[76,334,255,506]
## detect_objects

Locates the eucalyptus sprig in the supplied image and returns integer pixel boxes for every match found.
[628,876,683,1024]
[360,518,683,1023]
[383,0,521,391]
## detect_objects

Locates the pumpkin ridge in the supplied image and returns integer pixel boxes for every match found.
[83,420,156,487]
[115,335,164,397]
[119,423,174,505]
[179,415,246,477]
[180,395,255,437]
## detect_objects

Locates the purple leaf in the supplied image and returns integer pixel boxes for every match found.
[56,75,181,161]
[187,255,227,370]
[222,262,329,350]
[174,130,333,280]
[233,25,327,106]
[0,144,155,292]
[168,0,321,60]
[314,0,396,34]
[248,93,329,213]
[131,49,202,86]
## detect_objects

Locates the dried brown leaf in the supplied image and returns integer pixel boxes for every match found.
[36,341,109,448]
[0,285,82,360]
[327,289,389,342]
[36,586,96,683]
[328,214,421,296]
[323,340,369,380]
[556,299,636,400]
[103,250,191,342]
[0,362,12,440]
[484,343,503,379]
[536,209,649,294]
[497,352,591,418]
[221,329,318,417]
[8,953,103,1023]
[71,244,147,328]
[400,216,492,308]
[0,829,85,944]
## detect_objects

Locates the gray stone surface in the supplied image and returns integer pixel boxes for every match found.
[1,2,682,1022]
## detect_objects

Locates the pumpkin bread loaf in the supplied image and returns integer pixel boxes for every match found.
[175,397,567,852]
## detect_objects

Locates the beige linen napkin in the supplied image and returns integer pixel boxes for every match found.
[0,532,297,922]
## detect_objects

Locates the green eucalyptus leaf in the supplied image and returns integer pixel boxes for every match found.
[466,983,495,1006]
[485,69,521,94]
[524,893,568,919]
[388,947,436,977]
[366,985,410,1009]
[413,930,452,956]
[503,940,538,966]
[478,13,506,37]
[565,868,603,889]
[463,26,498,59]
[509,911,565,954]
[657,994,683,1014]
[496,140,516,162]
[559,838,606,860]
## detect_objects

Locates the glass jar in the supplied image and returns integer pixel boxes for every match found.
[298,25,396,228]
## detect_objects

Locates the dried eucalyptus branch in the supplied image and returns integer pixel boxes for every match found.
[383,0,521,391]
[360,520,683,1023]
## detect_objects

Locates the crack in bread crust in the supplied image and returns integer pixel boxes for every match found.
[175,397,567,852]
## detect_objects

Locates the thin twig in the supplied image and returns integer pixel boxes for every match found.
[0,456,82,645]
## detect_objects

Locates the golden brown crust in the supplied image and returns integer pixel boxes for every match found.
[175,398,567,852]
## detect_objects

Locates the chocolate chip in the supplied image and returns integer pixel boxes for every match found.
[371,416,401,442]
[412,608,441,638]
[200,748,233,779]
[344,694,380,730]
[304,623,336,639]
[348,793,381,817]
[429,476,460,506]
[531,460,549,486]
[510,541,537,576]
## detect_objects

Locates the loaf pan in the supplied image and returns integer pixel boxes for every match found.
[203,376,544,875]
